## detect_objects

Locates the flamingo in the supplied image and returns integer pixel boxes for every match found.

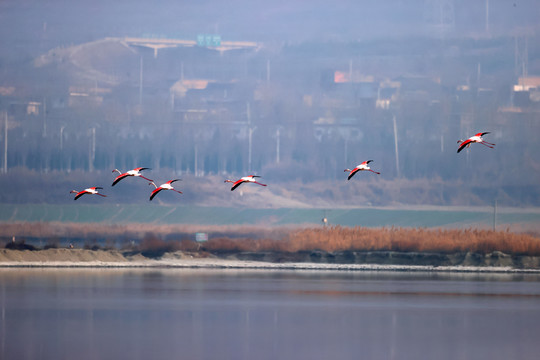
[111,167,153,186]
[70,187,107,200]
[148,179,183,201]
[457,132,495,153]
[224,175,267,191]
[344,160,380,180]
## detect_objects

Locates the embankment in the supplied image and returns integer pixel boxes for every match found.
[1,248,540,271]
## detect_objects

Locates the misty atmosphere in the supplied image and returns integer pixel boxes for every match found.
[1,0,539,207]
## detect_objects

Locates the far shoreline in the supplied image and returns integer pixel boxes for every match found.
[1,248,540,273]
[2,260,540,274]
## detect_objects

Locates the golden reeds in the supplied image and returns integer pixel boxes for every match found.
[2,222,540,256]
[204,226,540,256]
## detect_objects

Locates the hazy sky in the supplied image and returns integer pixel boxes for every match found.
[1,0,538,62]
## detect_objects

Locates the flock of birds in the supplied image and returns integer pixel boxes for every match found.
[70,131,495,201]
[70,167,183,201]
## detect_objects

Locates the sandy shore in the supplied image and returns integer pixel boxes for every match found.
[1,249,539,273]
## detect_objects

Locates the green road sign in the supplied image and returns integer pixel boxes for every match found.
[197,34,221,47]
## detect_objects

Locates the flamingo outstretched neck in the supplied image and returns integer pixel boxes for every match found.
[344,160,380,180]
[148,179,182,201]
[111,167,153,186]
[70,187,107,200]
[225,175,267,191]
[457,132,495,153]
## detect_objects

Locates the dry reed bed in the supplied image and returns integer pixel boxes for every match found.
[203,226,540,256]
[2,222,540,256]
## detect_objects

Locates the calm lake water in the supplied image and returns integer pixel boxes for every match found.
[1,269,540,360]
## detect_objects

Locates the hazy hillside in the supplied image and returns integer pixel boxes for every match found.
[1,1,539,208]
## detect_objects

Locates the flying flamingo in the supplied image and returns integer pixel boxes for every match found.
[224,175,267,191]
[111,167,153,186]
[70,187,107,200]
[457,132,495,153]
[344,160,380,180]
[148,179,182,201]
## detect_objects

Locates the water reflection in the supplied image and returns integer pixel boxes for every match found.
[1,269,540,360]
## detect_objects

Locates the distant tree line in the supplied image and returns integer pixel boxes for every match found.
[0,35,539,196]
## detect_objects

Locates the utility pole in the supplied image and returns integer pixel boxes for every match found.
[493,199,497,231]
[393,115,400,178]
[513,35,529,80]
[248,127,254,172]
[42,98,47,137]
[89,128,95,172]
[139,56,143,106]
[92,128,96,163]
[60,125,65,171]
[523,37,528,78]
[344,135,349,165]
[440,134,444,152]
[276,127,281,164]
[516,37,528,78]
[194,143,198,176]
[60,126,65,151]
[3,112,7,174]
[247,102,255,173]
[485,0,489,34]
[515,35,518,79]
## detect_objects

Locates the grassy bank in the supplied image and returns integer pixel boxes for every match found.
[2,222,540,257]
[1,203,540,230]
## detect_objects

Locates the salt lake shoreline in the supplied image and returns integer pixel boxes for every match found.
[1,249,540,273]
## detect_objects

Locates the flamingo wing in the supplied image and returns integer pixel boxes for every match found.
[167,179,181,184]
[149,187,163,201]
[73,191,87,200]
[112,173,129,186]
[134,167,150,171]
[477,132,490,137]
[361,160,374,165]
[457,139,472,153]
[231,180,244,191]
[347,168,360,180]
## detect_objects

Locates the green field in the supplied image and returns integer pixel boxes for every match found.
[1,203,538,229]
